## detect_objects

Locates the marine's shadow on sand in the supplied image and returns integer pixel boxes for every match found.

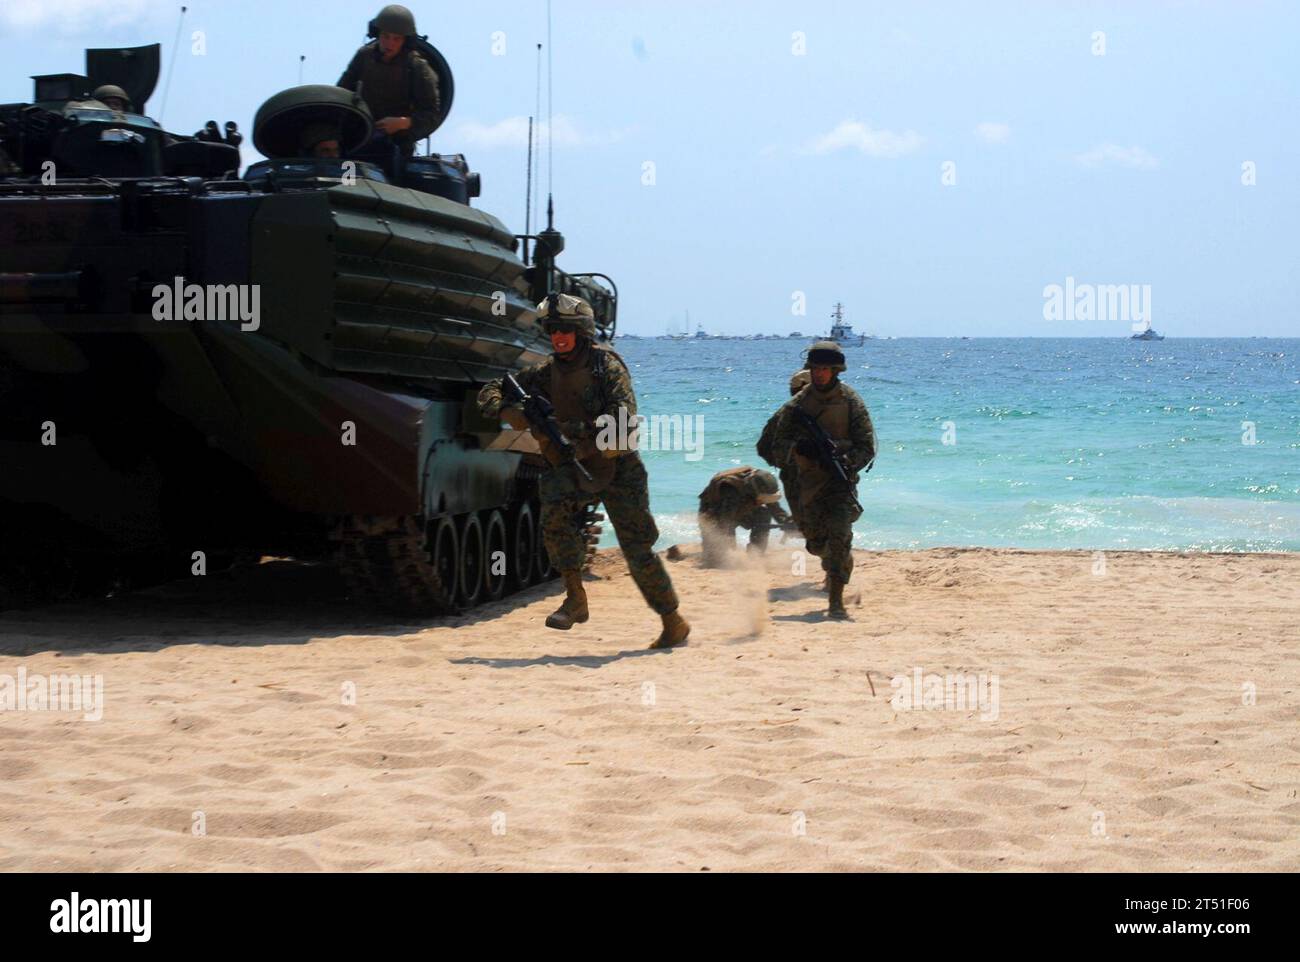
[451,647,666,670]
[767,583,824,602]
[770,611,838,624]
[0,559,561,656]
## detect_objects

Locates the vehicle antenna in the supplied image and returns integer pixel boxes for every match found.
[546,0,554,206]
[543,0,557,299]
[298,55,305,86]
[532,42,542,251]
[158,5,188,125]
[523,115,534,264]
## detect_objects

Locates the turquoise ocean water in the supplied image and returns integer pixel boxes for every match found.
[609,338,1300,552]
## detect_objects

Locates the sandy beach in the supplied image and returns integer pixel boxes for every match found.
[1,545,1297,872]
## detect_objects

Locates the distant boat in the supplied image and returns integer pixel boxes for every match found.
[825,302,866,346]
[1131,324,1165,341]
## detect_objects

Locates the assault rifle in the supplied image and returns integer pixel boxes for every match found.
[793,409,864,514]
[502,374,593,483]
[754,516,801,535]
[741,515,798,549]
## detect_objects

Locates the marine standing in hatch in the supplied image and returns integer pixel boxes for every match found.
[91,84,133,113]
[299,122,343,158]
[477,295,691,650]
[337,4,441,155]
[770,342,876,619]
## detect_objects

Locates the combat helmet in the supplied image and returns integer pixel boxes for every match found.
[537,293,596,338]
[746,469,782,504]
[789,369,811,395]
[806,340,847,373]
[369,4,417,37]
[92,84,132,112]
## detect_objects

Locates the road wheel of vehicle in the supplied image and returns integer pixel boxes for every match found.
[532,501,555,581]
[510,502,535,590]
[457,513,484,608]
[429,516,459,606]
[482,509,508,602]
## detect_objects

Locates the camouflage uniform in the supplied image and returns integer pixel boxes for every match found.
[477,317,680,620]
[756,369,811,532]
[770,378,876,584]
[697,466,791,567]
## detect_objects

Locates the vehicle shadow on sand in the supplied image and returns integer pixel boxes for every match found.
[0,559,563,656]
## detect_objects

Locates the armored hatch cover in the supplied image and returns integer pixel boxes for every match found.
[85,44,160,112]
[252,85,374,158]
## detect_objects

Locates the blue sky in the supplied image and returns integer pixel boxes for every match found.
[3,0,1296,336]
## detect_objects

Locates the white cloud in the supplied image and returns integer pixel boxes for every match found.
[447,115,633,150]
[1,0,166,32]
[804,120,923,158]
[975,122,1011,144]
[1076,143,1159,170]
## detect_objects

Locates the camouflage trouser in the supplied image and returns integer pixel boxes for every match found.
[699,512,768,568]
[540,453,679,615]
[800,493,859,583]
[779,467,802,531]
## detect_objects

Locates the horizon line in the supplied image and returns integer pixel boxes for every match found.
[614,334,1294,340]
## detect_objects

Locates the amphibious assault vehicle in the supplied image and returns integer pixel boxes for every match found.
[0,42,617,613]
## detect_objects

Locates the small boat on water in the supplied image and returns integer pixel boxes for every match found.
[826,302,867,346]
[1131,324,1165,341]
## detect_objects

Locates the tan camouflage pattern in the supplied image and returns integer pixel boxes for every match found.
[541,454,677,614]
[756,370,812,532]
[697,467,791,566]
[770,379,876,584]
[478,342,679,615]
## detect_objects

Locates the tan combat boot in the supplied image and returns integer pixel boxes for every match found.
[649,609,691,649]
[545,570,589,630]
[827,577,850,620]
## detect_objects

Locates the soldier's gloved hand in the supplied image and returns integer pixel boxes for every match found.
[795,439,820,459]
